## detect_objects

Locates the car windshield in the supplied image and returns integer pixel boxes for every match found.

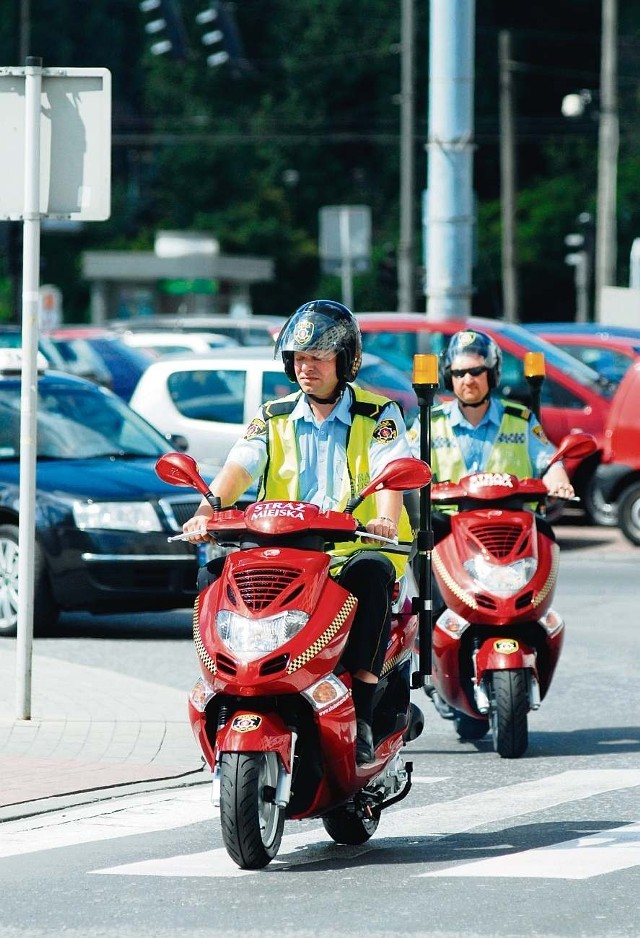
[495,322,617,396]
[356,359,419,425]
[0,383,170,460]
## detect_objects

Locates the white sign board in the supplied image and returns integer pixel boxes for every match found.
[0,66,111,220]
[319,204,371,272]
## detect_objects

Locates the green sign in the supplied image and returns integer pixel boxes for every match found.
[159,278,218,295]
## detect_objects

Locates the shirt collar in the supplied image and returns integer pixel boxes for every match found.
[447,395,501,430]
[291,388,353,426]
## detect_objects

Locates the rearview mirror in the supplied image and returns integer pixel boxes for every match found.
[358,457,432,501]
[549,431,598,466]
[155,452,211,498]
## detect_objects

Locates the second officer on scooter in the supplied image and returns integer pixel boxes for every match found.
[182,300,415,764]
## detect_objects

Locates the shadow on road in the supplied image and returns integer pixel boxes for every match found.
[45,608,194,641]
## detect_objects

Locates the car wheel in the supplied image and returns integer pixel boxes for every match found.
[618,482,640,547]
[0,525,60,637]
[582,475,619,527]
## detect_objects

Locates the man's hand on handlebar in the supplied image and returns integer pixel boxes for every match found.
[360,516,398,545]
[181,514,213,544]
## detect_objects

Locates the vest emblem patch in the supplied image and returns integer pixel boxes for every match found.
[532,423,550,445]
[373,418,398,443]
[244,417,266,440]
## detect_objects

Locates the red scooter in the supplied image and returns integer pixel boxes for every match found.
[156,452,431,869]
[424,432,597,759]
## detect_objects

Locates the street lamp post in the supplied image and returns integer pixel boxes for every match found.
[595,0,618,319]
[560,0,618,323]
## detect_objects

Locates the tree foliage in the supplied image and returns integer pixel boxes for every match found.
[1,1,639,322]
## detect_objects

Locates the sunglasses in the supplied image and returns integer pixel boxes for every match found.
[450,365,488,379]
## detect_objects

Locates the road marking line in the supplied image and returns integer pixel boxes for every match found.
[420,822,640,879]
[0,786,215,859]
[92,769,640,879]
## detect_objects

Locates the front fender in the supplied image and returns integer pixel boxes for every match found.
[216,710,294,772]
[474,637,537,681]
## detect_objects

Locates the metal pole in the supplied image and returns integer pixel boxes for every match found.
[595,0,618,319]
[499,30,518,323]
[20,0,30,60]
[425,0,475,320]
[411,355,439,687]
[339,207,353,310]
[575,252,589,323]
[397,0,415,313]
[16,56,43,721]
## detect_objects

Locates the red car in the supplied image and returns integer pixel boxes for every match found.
[526,323,640,386]
[594,359,640,544]
[355,314,615,522]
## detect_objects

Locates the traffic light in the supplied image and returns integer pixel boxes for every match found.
[195,2,249,74]
[564,213,595,322]
[139,0,189,60]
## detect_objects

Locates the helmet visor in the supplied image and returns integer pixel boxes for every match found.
[275,311,353,356]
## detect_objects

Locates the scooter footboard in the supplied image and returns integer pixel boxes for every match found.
[216,710,294,773]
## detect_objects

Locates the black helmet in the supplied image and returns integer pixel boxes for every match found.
[443,329,502,390]
[275,299,362,384]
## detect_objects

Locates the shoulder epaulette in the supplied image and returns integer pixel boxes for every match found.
[503,401,532,421]
[262,398,298,420]
[350,399,391,420]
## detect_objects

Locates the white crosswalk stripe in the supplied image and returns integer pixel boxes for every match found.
[0,786,215,859]
[420,822,640,879]
[91,769,640,880]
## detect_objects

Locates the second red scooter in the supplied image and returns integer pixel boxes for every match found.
[424,432,597,758]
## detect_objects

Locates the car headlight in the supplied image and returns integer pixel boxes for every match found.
[72,500,162,532]
[216,609,309,660]
[463,555,537,596]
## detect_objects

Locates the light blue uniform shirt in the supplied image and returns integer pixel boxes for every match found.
[228,387,412,510]
[408,397,557,477]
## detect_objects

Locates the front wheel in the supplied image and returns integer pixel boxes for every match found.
[618,482,640,546]
[489,670,529,759]
[322,806,379,845]
[582,475,619,527]
[219,751,285,870]
[0,525,60,637]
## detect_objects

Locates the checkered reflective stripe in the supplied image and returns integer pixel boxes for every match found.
[433,547,478,609]
[380,646,412,676]
[532,543,559,607]
[286,595,357,674]
[193,595,217,675]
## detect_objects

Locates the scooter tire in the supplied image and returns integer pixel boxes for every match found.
[219,751,285,869]
[490,670,529,759]
[454,710,490,741]
[322,807,379,845]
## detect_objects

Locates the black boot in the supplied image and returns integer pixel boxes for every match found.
[355,719,375,765]
[352,679,376,765]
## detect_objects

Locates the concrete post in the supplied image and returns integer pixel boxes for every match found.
[424,0,475,320]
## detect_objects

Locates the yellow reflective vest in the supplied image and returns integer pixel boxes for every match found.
[431,400,533,511]
[257,386,414,576]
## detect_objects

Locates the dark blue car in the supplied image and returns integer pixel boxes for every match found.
[0,360,203,636]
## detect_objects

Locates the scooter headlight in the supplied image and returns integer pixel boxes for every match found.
[216,609,309,660]
[463,555,538,597]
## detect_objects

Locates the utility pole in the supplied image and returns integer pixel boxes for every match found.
[20,0,30,60]
[595,0,618,319]
[499,30,518,323]
[397,0,415,313]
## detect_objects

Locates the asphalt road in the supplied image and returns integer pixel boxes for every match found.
[1,521,638,938]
